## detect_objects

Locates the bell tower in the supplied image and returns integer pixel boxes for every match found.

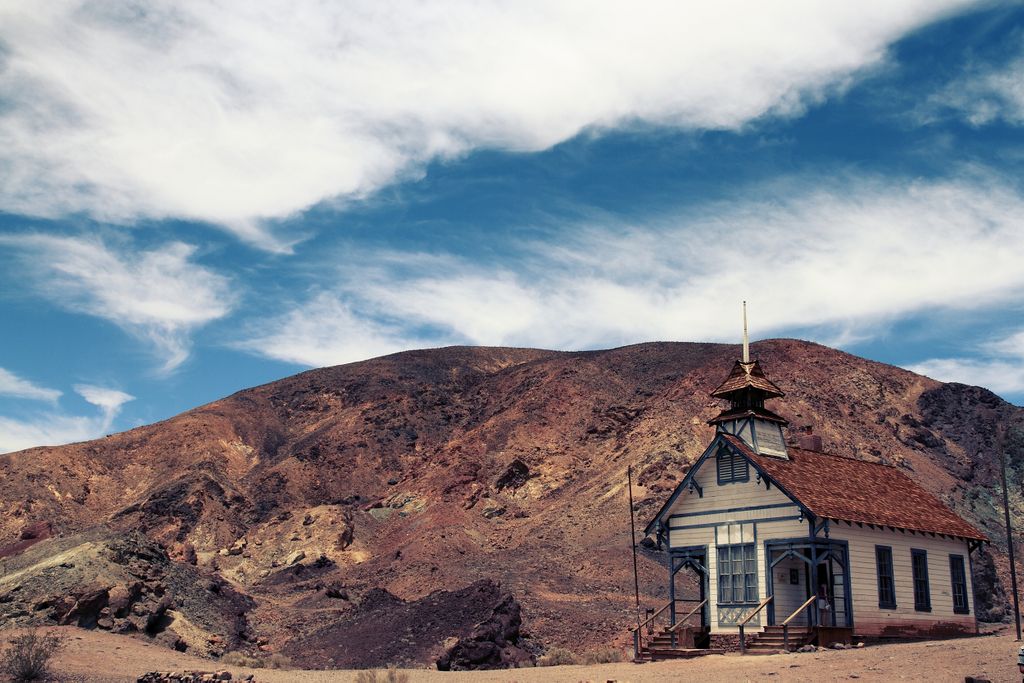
[709,303,789,458]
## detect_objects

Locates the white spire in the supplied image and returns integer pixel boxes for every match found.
[742,300,749,363]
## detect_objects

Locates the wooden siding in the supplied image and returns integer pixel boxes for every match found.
[829,523,976,637]
[665,450,806,632]
[665,452,796,522]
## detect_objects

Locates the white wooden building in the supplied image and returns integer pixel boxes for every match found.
[639,352,986,655]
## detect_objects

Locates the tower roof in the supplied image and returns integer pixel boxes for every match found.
[710,359,785,399]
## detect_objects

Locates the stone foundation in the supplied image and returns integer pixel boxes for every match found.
[709,633,740,652]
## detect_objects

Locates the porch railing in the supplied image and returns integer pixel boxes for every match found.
[738,595,773,653]
[629,599,706,658]
[780,595,817,650]
[669,598,708,632]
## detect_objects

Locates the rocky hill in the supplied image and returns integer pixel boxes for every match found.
[0,340,1021,666]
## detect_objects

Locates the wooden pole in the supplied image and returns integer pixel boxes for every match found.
[628,465,642,630]
[1000,447,1021,641]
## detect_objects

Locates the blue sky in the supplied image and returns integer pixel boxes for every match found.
[1,1,1023,452]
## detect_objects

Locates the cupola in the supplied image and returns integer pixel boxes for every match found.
[709,303,789,458]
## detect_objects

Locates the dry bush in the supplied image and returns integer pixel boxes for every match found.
[265,653,292,670]
[580,647,627,664]
[1,630,64,682]
[220,650,292,670]
[537,647,578,667]
[354,666,409,683]
[220,651,262,667]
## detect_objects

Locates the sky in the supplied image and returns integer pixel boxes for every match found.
[1,1,1023,453]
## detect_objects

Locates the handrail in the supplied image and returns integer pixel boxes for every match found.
[738,596,773,654]
[628,601,672,634]
[782,595,817,626]
[668,598,708,632]
[738,595,773,626]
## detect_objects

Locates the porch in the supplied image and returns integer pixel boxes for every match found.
[631,538,854,658]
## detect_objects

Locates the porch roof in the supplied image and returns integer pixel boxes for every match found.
[721,434,987,542]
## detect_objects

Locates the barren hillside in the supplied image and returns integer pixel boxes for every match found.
[0,340,1021,667]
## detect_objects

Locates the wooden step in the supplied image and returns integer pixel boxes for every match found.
[639,647,725,660]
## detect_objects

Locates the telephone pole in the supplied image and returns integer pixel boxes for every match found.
[628,465,641,630]
[1000,447,1021,641]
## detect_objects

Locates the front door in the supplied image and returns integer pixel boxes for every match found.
[671,550,708,629]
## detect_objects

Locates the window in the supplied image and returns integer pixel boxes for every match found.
[911,549,931,612]
[716,446,749,485]
[718,544,757,603]
[875,545,896,609]
[950,554,969,615]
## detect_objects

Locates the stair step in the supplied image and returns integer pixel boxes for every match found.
[639,648,725,660]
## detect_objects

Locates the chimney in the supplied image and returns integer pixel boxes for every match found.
[798,425,823,452]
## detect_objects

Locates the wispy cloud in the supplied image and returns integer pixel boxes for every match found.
[0,383,134,454]
[0,234,235,373]
[919,51,1024,126]
[0,367,61,403]
[0,1,974,249]
[237,172,1024,368]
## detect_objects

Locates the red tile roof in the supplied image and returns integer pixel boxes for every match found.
[721,434,986,541]
[711,360,785,398]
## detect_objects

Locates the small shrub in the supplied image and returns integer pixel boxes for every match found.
[1,630,64,682]
[354,666,409,683]
[265,653,292,670]
[537,647,578,667]
[580,647,627,664]
[220,651,262,667]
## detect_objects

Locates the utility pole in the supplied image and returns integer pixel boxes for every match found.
[1000,447,1021,641]
[628,465,641,630]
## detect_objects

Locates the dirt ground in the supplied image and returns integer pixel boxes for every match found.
[4,626,1022,683]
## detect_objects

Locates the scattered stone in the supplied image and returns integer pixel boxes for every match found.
[831,642,848,650]
[797,644,815,653]
[855,642,865,648]
[286,550,306,566]
[494,460,532,491]
[481,504,506,519]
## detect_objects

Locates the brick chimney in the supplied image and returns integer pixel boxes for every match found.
[797,425,823,452]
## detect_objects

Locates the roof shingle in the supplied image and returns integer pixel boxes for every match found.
[711,360,785,398]
[721,434,986,541]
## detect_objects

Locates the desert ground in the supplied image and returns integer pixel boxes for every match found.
[5,626,1021,683]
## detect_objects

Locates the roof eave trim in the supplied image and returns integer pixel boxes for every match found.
[642,437,722,537]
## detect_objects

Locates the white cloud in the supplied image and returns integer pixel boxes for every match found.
[0,367,61,402]
[922,54,1024,126]
[0,1,974,249]
[908,327,1024,396]
[238,173,1024,368]
[234,292,419,367]
[907,357,1024,395]
[0,383,134,453]
[73,383,134,414]
[0,234,235,372]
